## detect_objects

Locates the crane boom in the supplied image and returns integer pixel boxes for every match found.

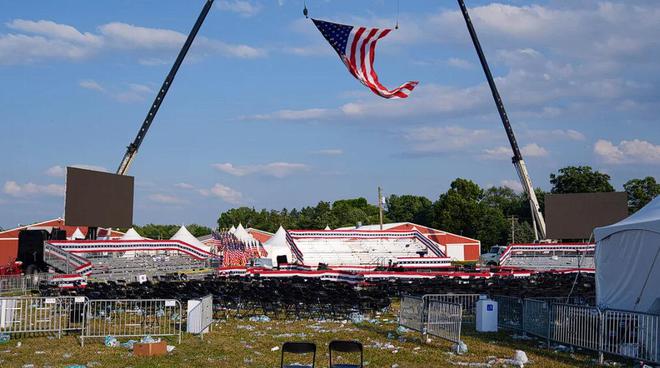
[457,0,546,240]
[116,0,215,175]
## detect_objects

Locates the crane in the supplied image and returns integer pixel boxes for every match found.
[457,0,547,240]
[116,0,215,175]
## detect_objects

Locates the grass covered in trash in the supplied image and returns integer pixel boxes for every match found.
[0,308,621,368]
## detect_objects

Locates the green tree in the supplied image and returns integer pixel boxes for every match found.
[624,176,660,213]
[385,194,433,226]
[185,224,213,237]
[432,179,484,239]
[432,179,513,250]
[217,207,260,230]
[549,166,614,193]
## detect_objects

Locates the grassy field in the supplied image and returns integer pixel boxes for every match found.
[0,308,623,368]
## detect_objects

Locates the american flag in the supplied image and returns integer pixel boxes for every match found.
[312,18,418,99]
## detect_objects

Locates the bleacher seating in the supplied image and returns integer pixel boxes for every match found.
[289,231,438,268]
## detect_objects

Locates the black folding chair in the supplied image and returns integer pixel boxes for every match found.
[280,342,316,368]
[329,340,363,368]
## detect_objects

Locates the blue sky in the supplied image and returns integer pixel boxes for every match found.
[1,0,658,228]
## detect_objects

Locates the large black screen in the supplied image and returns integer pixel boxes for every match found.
[65,167,134,227]
[545,192,628,240]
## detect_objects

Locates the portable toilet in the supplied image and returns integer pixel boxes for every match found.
[476,295,498,332]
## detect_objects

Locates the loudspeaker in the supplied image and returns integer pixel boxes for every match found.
[17,230,49,271]
[51,228,67,240]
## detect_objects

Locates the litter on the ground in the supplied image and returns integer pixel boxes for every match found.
[248,315,271,322]
[454,341,468,355]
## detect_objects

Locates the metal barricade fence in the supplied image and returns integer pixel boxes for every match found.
[399,295,424,332]
[0,273,50,295]
[493,295,524,331]
[58,296,89,332]
[0,296,62,337]
[81,299,182,347]
[523,298,550,339]
[550,303,601,352]
[426,300,462,343]
[423,294,480,324]
[601,309,660,364]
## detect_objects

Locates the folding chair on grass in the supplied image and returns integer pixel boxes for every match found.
[329,340,363,368]
[280,341,316,368]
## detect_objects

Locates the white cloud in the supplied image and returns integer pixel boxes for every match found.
[45,165,66,177]
[3,181,64,197]
[313,149,343,156]
[114,83,154,103]
[244,108,331,121]
[217,1,262,17]
[8,19,102,45]
[199,183,243,204]
[525,129,585,142]
[70,164,108,172]
[447,57,473,69]
[482,143,549,160]
[148,193,187,205]
[403,126,491,155]
[594,139,660,165]
[521,143,549,157]
[213,162,309,178]
[45,164,108,177]
[175,183,195,189]
[500,179,523,192]
[0,19,265,65]
[79,79,104,92]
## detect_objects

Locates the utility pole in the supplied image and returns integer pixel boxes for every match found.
[510,216,517,244]
[378,186,384,230]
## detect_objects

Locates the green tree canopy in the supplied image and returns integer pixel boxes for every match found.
[385,194,433,226]
[549,166,614,193]
[624,176,660,213]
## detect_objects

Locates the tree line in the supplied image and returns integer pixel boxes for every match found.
[216,166,658,249]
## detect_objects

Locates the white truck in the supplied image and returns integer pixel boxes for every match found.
[479,245,507,266]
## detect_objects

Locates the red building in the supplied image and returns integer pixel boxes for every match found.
[0,218,124,265]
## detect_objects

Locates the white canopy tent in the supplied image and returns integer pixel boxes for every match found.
[70,227,85,240]
[594,197,660,313]
[263,226,292,265]
[171,225,211,252]
[228,225,236,234]
[233,223,255,243]
[120,228,144,240]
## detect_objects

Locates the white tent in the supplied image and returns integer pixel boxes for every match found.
[120,228,143,240]
[324,225,331,230]
[228,225,236,234]
[234,223,254,243]
[594,197,660,313]
[171,225,211,252]
[70,227,85,240]
[263,226,292,265]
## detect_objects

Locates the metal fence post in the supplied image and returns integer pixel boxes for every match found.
[598,308,604,365]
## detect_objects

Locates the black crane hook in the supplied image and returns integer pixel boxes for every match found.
[303,0,308,18]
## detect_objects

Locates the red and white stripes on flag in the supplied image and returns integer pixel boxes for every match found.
[313,18,418,99]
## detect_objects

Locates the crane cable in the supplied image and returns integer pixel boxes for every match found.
[395,0,400,29]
